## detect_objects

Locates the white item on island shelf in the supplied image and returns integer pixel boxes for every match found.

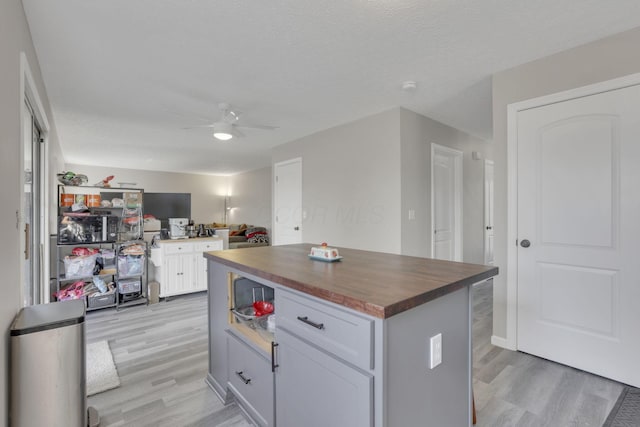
[310,245,339,259]
[267,315,276,332]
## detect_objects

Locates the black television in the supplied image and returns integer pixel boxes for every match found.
[143,193,191,227]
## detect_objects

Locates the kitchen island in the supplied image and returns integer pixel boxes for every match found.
[205,244,498,427]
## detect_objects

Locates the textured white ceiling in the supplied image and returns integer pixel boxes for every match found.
[22,0,640,175]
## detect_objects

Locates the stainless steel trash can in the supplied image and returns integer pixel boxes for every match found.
[10,299,87,427]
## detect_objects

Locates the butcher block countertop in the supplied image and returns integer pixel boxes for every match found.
[204,244,498,319]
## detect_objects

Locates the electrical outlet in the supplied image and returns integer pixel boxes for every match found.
[429,333,442,369]
[408,209,416,220]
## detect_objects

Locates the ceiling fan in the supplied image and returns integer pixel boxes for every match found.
[184,103,278,141]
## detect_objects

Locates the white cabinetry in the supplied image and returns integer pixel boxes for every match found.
[164,252,193,296]
[151,237,222,298]
[195,240,221,292]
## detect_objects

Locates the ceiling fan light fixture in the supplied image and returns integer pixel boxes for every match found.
[213,122,233,141]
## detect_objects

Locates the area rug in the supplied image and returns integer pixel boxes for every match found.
[603,386,640,426]
[86,340,120,396]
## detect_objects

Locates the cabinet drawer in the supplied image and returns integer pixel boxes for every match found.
[164,242,194,255]
[195,240,222,252]
[277,289,374,370]
[227,333,274,427]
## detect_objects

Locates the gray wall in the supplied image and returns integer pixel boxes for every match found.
[65,163,229,225]
[272,109,403,254]
[400,108,492,262]
[0,1,64,424]
[228,166,272,229]
[491,26,640,341]
[272,107,491,259]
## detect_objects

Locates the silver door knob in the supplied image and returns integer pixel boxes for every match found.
[520,239,531,248]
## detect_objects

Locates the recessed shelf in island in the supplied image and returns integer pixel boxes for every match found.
[227,273,275,354]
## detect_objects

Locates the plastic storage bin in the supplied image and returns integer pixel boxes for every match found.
[64,253,98,278]
[117,278,141,294]
[87,290,116,309]
[117,254,145,277]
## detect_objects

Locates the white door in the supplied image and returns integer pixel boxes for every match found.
[517,84,640,387]
[484,160,495,265]
[431,144,462,261]
[274,158,302,246]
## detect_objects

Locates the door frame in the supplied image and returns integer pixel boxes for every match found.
[502,72,640,351]
[273,157,302,246]
[19,52,50,305]
[430,143,463,261]
[483,159,494,265]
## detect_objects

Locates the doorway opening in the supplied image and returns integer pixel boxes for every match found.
[430,143,463,261]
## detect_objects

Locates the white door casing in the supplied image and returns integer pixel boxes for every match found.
[503,72,640,352]
[484,160,495,265]
[19,53,50,306]
[514,82,640,387]
[273,158,302,246]
[431,144,463,261]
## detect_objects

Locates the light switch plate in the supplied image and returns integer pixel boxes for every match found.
[429,333,442,369]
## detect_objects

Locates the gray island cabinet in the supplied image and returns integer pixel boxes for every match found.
[204,244,498,427]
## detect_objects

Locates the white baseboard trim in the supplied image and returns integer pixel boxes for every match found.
[491,335,516,351]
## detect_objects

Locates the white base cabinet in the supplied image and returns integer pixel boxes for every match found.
[151,237,223,298]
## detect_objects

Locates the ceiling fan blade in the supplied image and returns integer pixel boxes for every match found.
[236,123,279,130]
[181,124,215,129]
[165,109,213,123]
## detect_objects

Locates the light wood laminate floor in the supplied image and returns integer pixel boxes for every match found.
[472,281,623,427]
[86,293,252,427]
[87,281,623,426]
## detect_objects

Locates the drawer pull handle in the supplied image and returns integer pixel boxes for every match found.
[297,316,324,330]
[271,342,279,372]
[235,371,251,384]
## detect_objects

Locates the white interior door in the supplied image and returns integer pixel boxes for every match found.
[517,84,640,387]
[431,144,462,261]
[484,160,494,265]
[274,158,302,246]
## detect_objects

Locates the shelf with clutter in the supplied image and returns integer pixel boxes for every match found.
[54,241,148,311]
[54,171,148,311]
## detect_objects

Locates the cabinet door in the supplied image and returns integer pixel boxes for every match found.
[195,240,222,292]
[195,253,208,292]
[164,255,182,296]
[164,254,191,296]
[182,254,195,292]
[275,329,373,427]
